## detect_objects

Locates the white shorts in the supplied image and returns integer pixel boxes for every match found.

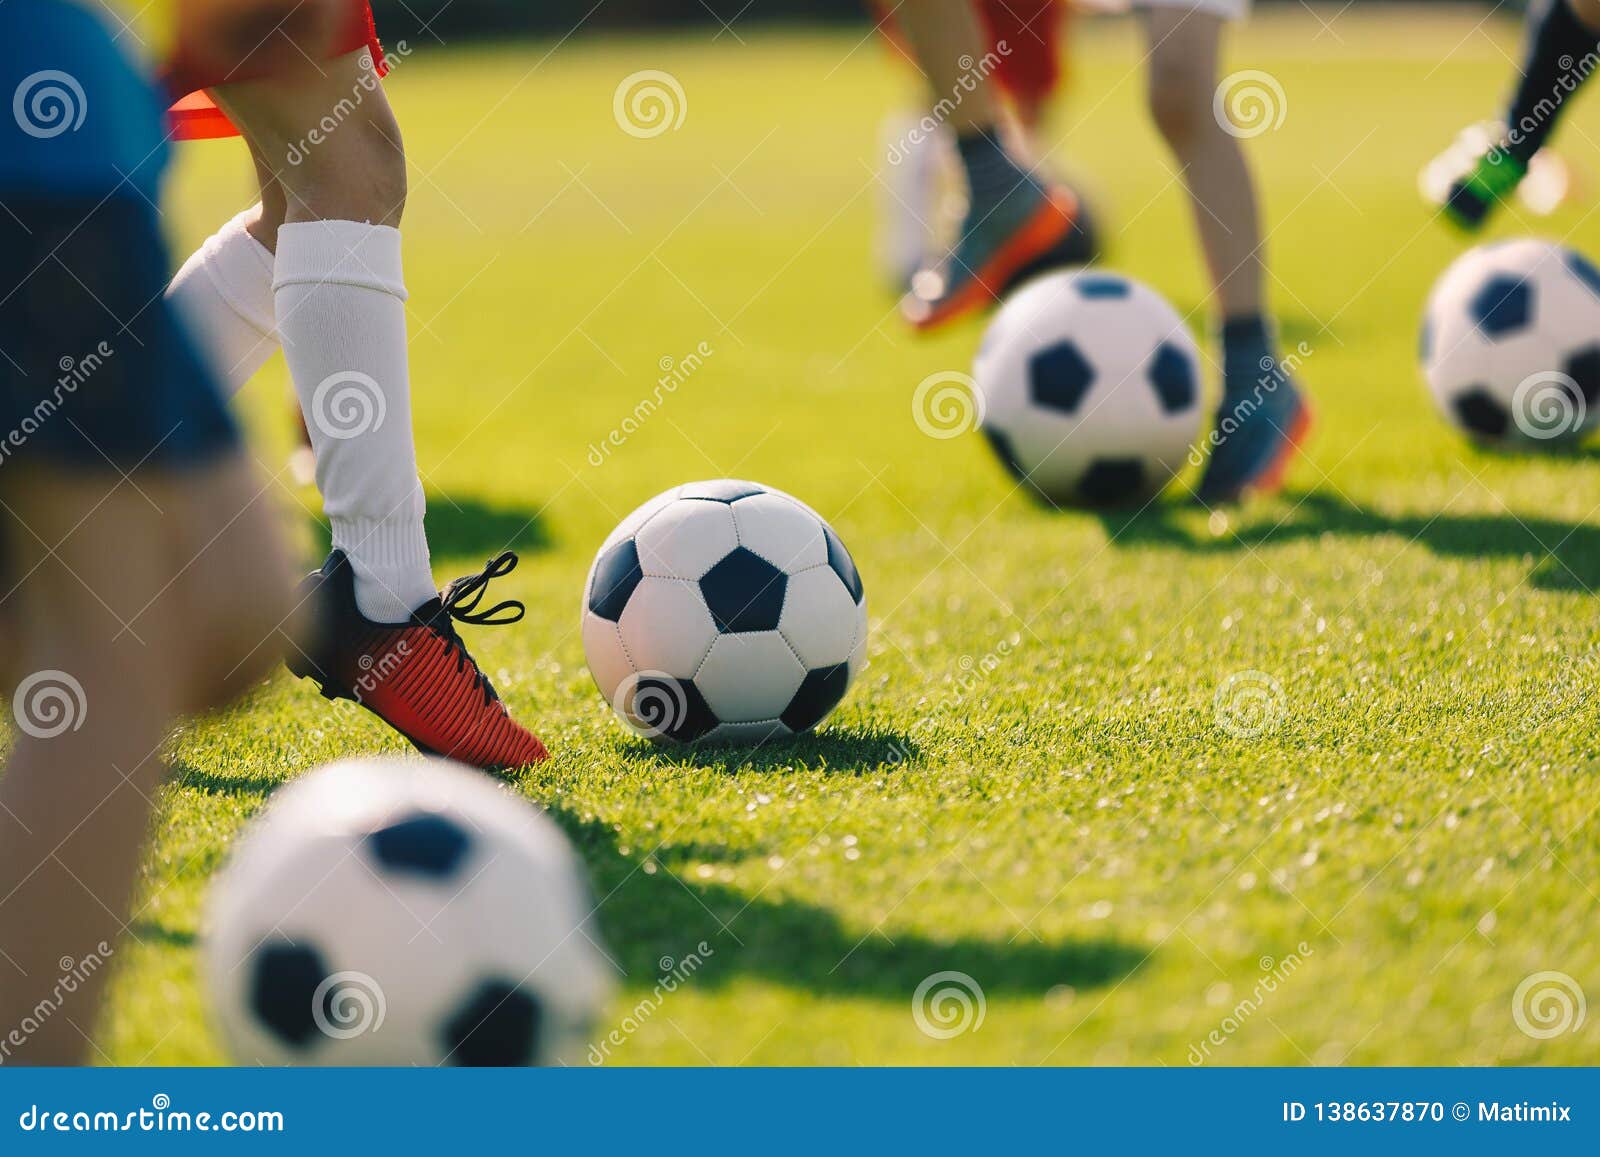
[1087,0,1250,22]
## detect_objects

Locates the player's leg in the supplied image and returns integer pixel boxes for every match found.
[1140,6,1309,504]
[0,0,300,1056]
[1440,0,1600,229]
[200,54,546,769]
[164,145,283,395]
[0,458,294,1063]
[895,0,1090,330]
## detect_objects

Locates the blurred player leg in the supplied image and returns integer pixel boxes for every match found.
[894,0,1087,330]
[0,458,295,1063]
[0,0,301,1061]
[1138,4,1309,503]
[1437,0,1600,229]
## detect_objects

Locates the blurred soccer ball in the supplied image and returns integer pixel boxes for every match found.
[973,270,1204,506]
[206,756,610,1066]
[581,480,867,745]
[1421,238,1600,445]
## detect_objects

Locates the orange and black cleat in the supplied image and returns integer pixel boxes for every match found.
[288,550,549,771]
[901,183,1092,332]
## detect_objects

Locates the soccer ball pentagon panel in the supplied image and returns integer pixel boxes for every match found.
[581,480,867,745]
[1420,238,1600,445]
[973,270,1204,507]
[205,756,611,1066]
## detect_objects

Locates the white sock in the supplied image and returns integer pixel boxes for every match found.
[165,208,279,393]
[273,219,435,623]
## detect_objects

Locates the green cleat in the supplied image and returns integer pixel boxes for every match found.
[1442,148,1528,232]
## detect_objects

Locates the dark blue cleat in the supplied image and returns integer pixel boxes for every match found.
[1194,366,1312,506]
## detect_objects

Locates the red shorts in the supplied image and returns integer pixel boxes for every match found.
[164,1,385,141]
[975,0,1063,107]
[872,0,1064,107]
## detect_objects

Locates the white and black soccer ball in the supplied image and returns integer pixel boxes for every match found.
[205,756,611,1066]
[581,480,867,745]
[973,269,1204,506]
[1421,238,1600,444]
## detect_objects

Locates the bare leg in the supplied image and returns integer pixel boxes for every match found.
[1143,9,1263,320]
[894,0,1004,132]
[213,53,407,238]
[0,458,292,1063]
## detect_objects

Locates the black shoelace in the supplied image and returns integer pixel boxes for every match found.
[425,551,526,707]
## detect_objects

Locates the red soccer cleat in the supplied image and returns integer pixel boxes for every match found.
[288,550,549,770]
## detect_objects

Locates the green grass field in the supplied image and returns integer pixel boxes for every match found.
[99,8,1600,1064]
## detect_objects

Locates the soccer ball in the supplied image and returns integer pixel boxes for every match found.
[581,480,867,745]
[204,756,611,1066]
[1420,238,1600,444]
[973,269,1204,506]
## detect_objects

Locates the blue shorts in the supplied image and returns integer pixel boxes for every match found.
[0,0,238,472]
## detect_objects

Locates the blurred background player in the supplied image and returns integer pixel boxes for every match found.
[874,0,1084,289]
[886,0,1309,505]
[161,3,549,770]
[1427,0,1600,230]
[1132,0,1310,503]
[0,0,310,1063]
[885,0,1094,330]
